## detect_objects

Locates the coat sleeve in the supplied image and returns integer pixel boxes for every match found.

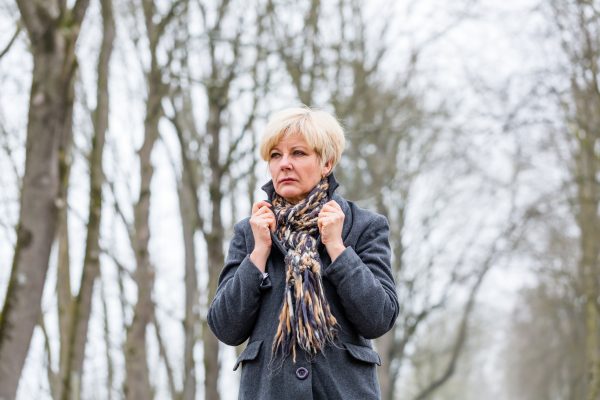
[207,220,271,346]
[323,214,399,339]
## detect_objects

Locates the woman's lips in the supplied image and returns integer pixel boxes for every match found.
[279,178,296,184]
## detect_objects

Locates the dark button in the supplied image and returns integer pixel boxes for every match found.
[295,367,309,380]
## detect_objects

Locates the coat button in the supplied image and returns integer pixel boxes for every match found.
[295,367,309,380]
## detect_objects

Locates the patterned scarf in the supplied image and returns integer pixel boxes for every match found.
[271,177,338,363]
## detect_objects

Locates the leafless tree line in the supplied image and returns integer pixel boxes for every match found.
[0,0,599,399]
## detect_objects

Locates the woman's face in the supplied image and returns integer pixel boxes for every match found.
[268,134,332,204]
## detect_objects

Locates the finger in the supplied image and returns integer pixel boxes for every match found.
[324,200,341,209]
[318,216,332,228]
[319,205,336,214]
[260,216,276,233]
[256,213,276,226]
[268,218,276,232]
[260,212,275,223]
[321,203,341,214]
[319,211,341,219]
[252,200,272,212]
[255,205,274,216]
[252,200,271,214]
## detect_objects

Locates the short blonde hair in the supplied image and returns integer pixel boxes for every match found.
[260,106,345,170]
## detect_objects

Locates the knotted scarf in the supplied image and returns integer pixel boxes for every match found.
[271,177,338,363]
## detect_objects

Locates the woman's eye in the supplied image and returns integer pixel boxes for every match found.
[270,152,280,159]
[293,150,306,156]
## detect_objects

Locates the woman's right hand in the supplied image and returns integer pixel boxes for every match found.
[249,200,276,272]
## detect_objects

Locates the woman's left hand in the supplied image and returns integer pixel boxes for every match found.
[318,200,346,261]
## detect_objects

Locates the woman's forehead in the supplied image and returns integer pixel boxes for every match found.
[272,133,310,148]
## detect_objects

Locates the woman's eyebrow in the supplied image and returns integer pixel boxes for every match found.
[290,145,309,150]
[270,145,309,152]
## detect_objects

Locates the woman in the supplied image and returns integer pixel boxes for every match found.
[208,107,399,399]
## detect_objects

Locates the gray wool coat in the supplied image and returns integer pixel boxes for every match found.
[208,174,399,400]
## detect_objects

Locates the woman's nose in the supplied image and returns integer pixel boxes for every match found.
[280,154,292,169]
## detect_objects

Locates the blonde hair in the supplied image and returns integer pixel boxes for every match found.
[259,106,346,170]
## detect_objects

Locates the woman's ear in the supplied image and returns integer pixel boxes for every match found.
[322,159,333,177]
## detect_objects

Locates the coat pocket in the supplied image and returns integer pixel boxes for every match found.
[344,343,381,366]
[233,340,263,371]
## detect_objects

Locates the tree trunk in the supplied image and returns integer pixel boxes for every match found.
[0,2,89,397]
[61,0,115,397]
[202,90,226,398]
[574,132,600,400]
[123,92,161,400]
[203,233,224,400]
[377,330,396,400]
[123,37,164,399]
[56,190,73,400]
[179,176,198,400]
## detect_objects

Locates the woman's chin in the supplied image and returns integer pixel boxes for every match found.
[277,190,304,204]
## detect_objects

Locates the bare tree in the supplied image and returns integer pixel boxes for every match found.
[506,278,586,400]
[178,169,200,400]
[545,1,600,398]
[122,0,185,398]
[56,0,115,398]
[165,1,271,398]
[0,1,90,397]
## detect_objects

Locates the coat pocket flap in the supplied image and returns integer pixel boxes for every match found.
[344,343,381,366]
[233,340,263,371]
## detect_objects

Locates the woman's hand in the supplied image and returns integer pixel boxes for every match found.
[249,200,276,272]
[318,200,346,261]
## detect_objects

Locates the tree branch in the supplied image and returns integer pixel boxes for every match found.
[152,304,179,399]
[71,0,91,26]
[0,22,22,60]
[14,0,42,37]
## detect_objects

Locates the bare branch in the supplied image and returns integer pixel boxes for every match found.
[166,111,206,233]
[14,0,43,37]
[105,178,135,247]
[100,271,115,400]
[413,205,527,400]
[222,98,259,172]
[152,305,179,399]
[39,315,59,400]
[71,0,91,26]
[213,0,232,33]
[0,22,22,60]
[155,0,187,41]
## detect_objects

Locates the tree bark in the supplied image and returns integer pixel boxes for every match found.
[0,1,90,397]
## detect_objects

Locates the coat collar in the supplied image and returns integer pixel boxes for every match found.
[261,173,353,253]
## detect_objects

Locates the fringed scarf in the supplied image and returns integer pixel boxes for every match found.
[271,177,338,363]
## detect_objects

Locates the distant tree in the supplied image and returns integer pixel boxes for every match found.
[545,1,600,398]
[121,0,186,398]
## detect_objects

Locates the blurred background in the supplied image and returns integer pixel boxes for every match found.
[0,0,599,399]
